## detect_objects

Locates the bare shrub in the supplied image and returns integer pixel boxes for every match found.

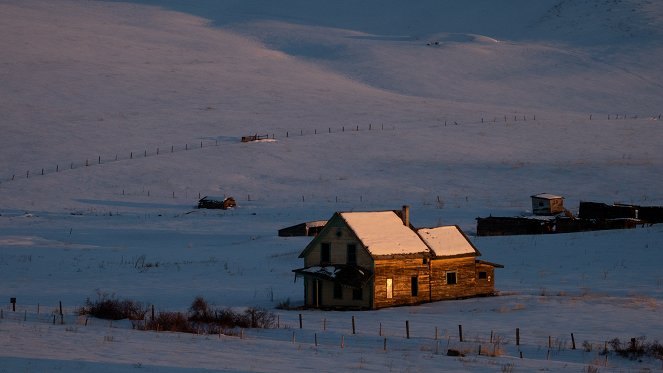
[244,307,275,329]
[189,296,213,323]
[147,311,193,333]
[606,336,663,360]
[79,294,147,320]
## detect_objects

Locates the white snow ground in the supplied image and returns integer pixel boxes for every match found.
[1,0,663,371]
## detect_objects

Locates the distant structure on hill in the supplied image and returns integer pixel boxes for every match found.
[293,206,502,310]
[278,221,327,237]
[477,195,662,236]
[197,196,236,210]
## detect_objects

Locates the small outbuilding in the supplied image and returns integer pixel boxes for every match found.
[278,221,328,237]
[531,193,565,216]
[197,196,236,210]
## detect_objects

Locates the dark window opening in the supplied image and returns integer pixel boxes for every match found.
[333,282,343,299]
[411,276,418,296]
[478,271,487,280]
[320,243,331,264]
[446,272,457,285]
[352,288,363,300]
[347,244,357,265]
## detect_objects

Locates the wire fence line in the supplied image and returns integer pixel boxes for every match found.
[2,111,660,186]
[1,303,658,372]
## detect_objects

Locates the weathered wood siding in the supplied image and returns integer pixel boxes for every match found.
[304,215,372,268]
[373,257,430,309]
[532,197,564,215]
[474,262,497,296]
[430,257,480,301]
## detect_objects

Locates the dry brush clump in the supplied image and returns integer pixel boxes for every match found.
[78,293,147,321]
[78,295,276,335]
[142,296,276,334]
[605,336,663,360]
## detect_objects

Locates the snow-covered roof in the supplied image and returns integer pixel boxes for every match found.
[417,226,478,257]
[531,193,564,200]
[339,211,431,256]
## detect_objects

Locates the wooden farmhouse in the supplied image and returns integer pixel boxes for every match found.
[292,206,503,310]
[531,193,565,216]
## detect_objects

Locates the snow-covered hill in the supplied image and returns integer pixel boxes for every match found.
[1,1,662,371]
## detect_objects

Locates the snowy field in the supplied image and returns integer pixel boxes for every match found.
[1,0,663,371]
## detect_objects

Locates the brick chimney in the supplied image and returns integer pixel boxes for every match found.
[402,205,410,227]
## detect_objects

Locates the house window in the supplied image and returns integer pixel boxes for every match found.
[347,244,357,265]
[320,243,331,264]
[411,276,418,296]
[478,271,487,280]
[446,271,457,285]
[333,282,343,299]
[386,278,393,299]
[352,288,363,300]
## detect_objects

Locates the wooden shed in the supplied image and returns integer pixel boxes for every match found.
[293,206,502,310]
[278,221,327,237]
[197,196,236,210]
[531,193,565,215]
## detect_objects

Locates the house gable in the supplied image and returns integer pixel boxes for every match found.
[298,212,373,268]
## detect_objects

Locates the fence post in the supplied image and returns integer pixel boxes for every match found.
[299,313,302,329]
[383,337,387,351]
[406,320,410,339]
[352,315,355,334]
[571,333,576,350]
[516,328,520,346]
[459,325,463,342]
